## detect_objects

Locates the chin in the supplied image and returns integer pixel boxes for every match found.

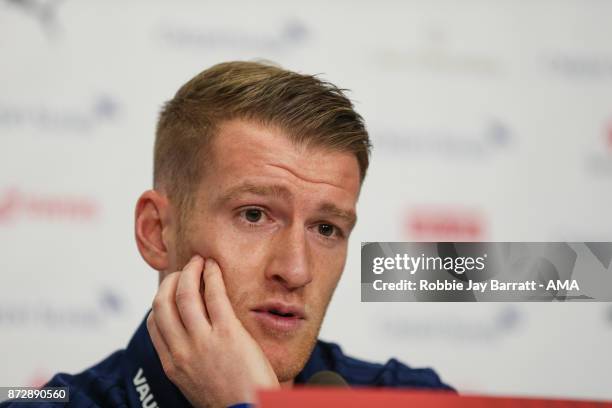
[260,338,312,383]
[239,309,322,382]
[253,328,318,383]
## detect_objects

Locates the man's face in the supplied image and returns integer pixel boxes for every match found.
[171,119,361,382]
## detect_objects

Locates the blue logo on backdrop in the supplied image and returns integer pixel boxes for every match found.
[0,94,121,134]
[5,0,63,37]
[0,287,127,330]
[547,54,612,80]
[382,305,522,343]
[373,118,513,160]
[156,19,309,52]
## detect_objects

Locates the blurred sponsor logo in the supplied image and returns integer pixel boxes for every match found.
[156,19,309,52]
[5,0,63,37]
[374,29,503,76]
[373,119,512,159]
[406,206,486,240]
[549,225,612,241]
[548,54,612,79]
[0,95,120,133]
[0,188,99,223]
[383,305,521,342]
[0,288,125,330]
[585,120,612,176]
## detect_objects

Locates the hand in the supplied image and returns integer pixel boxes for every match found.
[147,255,280,408]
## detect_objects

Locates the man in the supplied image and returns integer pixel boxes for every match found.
[1,61,453,408]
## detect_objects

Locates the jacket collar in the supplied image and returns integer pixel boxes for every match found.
[123,312,328,407]
[124,313,191,408]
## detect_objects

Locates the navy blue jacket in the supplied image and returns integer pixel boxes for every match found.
[1,313,453,407]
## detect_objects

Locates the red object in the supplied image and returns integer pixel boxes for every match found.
[406,206,485,241]
[258,388,611,407]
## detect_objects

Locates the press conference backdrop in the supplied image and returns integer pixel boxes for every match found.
[1,0,611,401]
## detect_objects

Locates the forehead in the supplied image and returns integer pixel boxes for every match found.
[203,119,362,201]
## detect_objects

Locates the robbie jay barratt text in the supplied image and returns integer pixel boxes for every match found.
[371,279,580,292]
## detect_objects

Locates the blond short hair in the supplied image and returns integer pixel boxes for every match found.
[154,61,371,212]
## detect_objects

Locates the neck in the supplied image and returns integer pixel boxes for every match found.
[279,379,294,389]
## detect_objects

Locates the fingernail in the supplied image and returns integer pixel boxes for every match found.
[192,254,202,263]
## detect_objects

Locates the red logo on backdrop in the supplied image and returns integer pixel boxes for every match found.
[27,370,51,388]
[607,121,612,151]
[406,206,486,241]
[0,188,99,223]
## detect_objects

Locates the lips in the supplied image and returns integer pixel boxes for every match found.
[251,301,306,332]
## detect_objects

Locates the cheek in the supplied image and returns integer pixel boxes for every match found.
[213,232,270,273]
[211,237,270,305]
[178,232,260,305]
[310,251,346,305]
[188,215,269,273]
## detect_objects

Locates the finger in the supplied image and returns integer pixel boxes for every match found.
[146,311,174,375]
[203,258,236,324]
[152,271,188,348]
[176,255,211,336]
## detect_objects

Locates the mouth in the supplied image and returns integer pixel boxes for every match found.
[266,309,298,318]
[251,302,306,333]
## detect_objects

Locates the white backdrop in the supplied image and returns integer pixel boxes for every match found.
[1,0,611,401]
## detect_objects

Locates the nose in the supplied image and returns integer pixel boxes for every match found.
[265,224,313,290]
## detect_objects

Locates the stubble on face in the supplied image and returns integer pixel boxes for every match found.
[171,239,340,382]
[165,119,361,383]
[225,264,343,382]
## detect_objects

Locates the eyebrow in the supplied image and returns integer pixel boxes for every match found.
[216,183,293,204]
[317,202,357,229]
[216,182,357,228]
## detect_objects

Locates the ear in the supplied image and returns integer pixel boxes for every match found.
[134,189,174,272]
